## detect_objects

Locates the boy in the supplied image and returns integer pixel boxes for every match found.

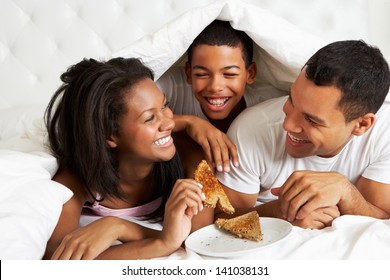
[157,20,285,175]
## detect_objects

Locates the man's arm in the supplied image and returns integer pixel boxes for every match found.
[275,171,390,222]
[342,176,390,218]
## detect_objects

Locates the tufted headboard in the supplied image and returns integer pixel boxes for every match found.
[0,0,389,109]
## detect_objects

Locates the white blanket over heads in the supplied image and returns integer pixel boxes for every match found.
[112,0,325,91]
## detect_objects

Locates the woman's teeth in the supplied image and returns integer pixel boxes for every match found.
[154,136,171,146]
[288,133,310,143]
[207,97,229,106]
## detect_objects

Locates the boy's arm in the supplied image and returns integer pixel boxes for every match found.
[172,114,196,132]
[173,114,238,173]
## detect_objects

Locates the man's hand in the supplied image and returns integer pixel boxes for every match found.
[271,170,350,222]
[291,206,340,229]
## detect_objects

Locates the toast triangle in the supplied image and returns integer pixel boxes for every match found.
[194,160,235,214]
[215,211,263,242]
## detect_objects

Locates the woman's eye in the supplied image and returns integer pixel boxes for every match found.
[145,115,155,123]
[162,100,170,109]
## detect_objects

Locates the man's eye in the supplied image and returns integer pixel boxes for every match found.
[304,116,317,125]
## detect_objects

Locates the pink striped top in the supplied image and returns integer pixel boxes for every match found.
[82,195,162,218]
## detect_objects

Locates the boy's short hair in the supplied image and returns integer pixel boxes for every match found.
[187,20,254,68]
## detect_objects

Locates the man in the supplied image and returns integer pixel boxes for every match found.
[216,40,390,229]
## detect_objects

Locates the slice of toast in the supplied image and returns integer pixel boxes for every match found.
[215,211,263,242]
[194,160,235,214]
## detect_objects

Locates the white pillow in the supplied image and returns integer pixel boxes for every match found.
[0,104,50,152]
[0,150,73,259]
[0,105,46,140]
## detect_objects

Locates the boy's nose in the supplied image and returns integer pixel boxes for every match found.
[208,75,224,92]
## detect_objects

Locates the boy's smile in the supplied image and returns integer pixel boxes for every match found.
[185,44,255,122]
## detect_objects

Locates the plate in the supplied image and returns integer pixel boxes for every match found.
[185,217,292,257]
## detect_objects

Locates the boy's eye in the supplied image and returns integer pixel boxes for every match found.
[224,73,238,77]
[194,73,208,77]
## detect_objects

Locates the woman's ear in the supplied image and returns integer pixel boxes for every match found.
[352,113,375,136]
[106,136,118,148]
[185,61,192,85]
[246,62,257,85]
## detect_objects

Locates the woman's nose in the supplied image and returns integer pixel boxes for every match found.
[159,110,174,131]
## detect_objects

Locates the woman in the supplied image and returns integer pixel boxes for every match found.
[43,57,205,260]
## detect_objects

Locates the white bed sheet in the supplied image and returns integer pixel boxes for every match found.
[80,214,390,260]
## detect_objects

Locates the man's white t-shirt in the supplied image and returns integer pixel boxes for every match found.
[156,67,287,119]
[216,96,390,203]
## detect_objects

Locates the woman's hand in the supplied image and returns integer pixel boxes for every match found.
[51,216,148,260]
[160,179,205,251]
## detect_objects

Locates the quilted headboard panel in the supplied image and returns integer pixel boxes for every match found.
[0,0,217,109]
[0,0,388,109]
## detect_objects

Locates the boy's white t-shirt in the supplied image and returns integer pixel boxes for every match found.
[216,96,390,203]
[156,67,287,119]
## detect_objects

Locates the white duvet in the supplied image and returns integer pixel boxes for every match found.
[1,0,390,260]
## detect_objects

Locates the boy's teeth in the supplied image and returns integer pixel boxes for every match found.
[207,97,228,106]
[154,136,171,146]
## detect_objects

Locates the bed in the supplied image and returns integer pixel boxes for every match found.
[1,0,390,260]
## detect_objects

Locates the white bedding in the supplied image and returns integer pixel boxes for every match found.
[1,0,390,260]
[0,150,72,259]
[113,0,325,90]
[66,198,390,260]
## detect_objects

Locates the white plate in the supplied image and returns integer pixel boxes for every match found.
[185,217,292,257]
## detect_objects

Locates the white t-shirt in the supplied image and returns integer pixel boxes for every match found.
[217,96,390,203]
[156,67,287,119]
